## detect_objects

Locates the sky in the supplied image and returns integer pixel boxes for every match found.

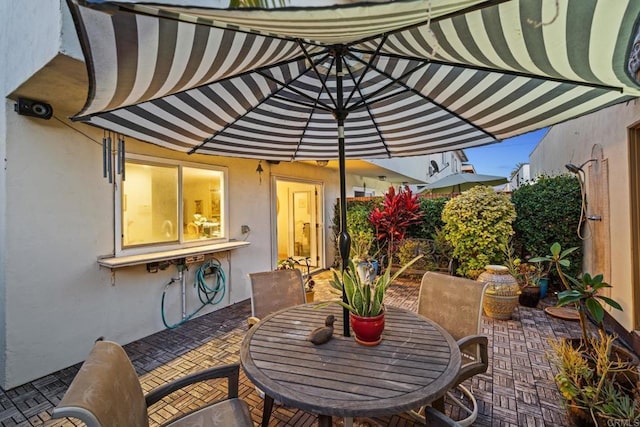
[464,128,550,178]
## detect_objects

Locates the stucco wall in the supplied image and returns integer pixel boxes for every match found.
[530,99,640,331]
[3,99,341,388]
[1,0,67,390]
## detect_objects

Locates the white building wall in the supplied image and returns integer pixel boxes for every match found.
[509,163,530,190]
[530,99,640,331]
[3,101,339,388]
[1,0,69,390]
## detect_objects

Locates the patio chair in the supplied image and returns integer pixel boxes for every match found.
[410,271,489,427]
[247,268,306,328]
[51,340,253,427]
[423,407,463,426]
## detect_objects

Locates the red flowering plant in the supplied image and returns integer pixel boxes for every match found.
[369,186,423,267]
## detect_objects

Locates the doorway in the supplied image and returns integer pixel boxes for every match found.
[274,179,324,270]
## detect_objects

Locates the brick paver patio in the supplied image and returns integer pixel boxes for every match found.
[2,271,583,426]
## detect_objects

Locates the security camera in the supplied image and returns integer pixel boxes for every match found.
[14,98,53,120]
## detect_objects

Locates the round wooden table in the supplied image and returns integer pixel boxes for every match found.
[240,303,461,426]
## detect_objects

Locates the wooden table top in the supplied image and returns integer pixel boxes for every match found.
[240,303,461,418]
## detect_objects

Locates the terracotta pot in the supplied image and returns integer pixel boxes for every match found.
[349,311,385,346]
[305,290,315,303]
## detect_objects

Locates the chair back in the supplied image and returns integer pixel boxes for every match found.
[249,269,306,319]
[52,340,148,427]
[418,272,488,342]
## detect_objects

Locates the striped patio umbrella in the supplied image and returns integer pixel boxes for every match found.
[67,0,640,334]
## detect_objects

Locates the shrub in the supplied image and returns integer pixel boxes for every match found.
[346,203,376,260]
[407,197,449,239]
[332,198,380,266]
[396,238,435,271]
[442,186,516,278]
[511,174,582,280]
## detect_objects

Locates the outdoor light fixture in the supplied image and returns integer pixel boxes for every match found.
[256,160,264,184]
[316,160,329,167]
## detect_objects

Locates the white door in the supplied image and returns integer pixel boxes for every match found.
[275,179,323,269]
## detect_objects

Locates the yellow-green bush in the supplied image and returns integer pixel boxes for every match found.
[442,186,516,278]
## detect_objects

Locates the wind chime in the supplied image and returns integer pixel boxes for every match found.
[102,130,126,182]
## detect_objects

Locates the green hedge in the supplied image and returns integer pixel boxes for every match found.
[511,174,583,279]
[407,197,449,239]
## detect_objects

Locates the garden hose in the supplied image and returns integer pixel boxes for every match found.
[161,258,226,329]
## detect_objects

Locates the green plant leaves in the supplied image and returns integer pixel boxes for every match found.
[441,186,516,278]
[325,256,422,317]
[512,175,582,279]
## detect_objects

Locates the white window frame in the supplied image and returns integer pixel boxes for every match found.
[114,154,229,257]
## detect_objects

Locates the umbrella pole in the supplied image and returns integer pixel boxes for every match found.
[335,50,351,337]
[338,127,350,337]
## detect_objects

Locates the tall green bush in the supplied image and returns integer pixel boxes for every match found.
[511,174,582,279]
[442,186,516,278]
[347,204,377,261]
[407,197,449,239]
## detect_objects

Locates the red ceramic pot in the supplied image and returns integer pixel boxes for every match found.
[349,311,385,346]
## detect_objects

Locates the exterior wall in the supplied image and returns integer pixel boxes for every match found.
[3,97,340,388]
[345,173,393,196]
[1,0,69,390]
[529,99,640,331]
[509,163,531,190]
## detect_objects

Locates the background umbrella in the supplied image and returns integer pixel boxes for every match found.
[67,0,640,334]
[422,172,508,194]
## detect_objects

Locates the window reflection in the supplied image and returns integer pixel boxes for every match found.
[122,163,178,247]
[183,167,223,241]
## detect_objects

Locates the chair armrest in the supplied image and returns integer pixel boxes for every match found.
[145,363,240,407]
[247,316,260,328]
[456,334,488,383]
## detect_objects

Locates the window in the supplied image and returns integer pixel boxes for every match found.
[116,155,227,255]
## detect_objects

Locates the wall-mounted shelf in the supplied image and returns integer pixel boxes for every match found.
[97,241,250,269]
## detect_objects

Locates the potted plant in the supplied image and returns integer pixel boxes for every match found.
[549,330,639,426]
[532,243,637,425]
[503,241,541,307]
[517,262,544,308]
[324,255,422,346]
[304,279,316,302]
[529,243,623,346]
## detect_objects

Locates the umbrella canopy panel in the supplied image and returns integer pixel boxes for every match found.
[422,172,508,193]
[68,0,640,161]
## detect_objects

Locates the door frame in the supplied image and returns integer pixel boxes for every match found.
[628,127,640,329]
[271,176,325,271]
